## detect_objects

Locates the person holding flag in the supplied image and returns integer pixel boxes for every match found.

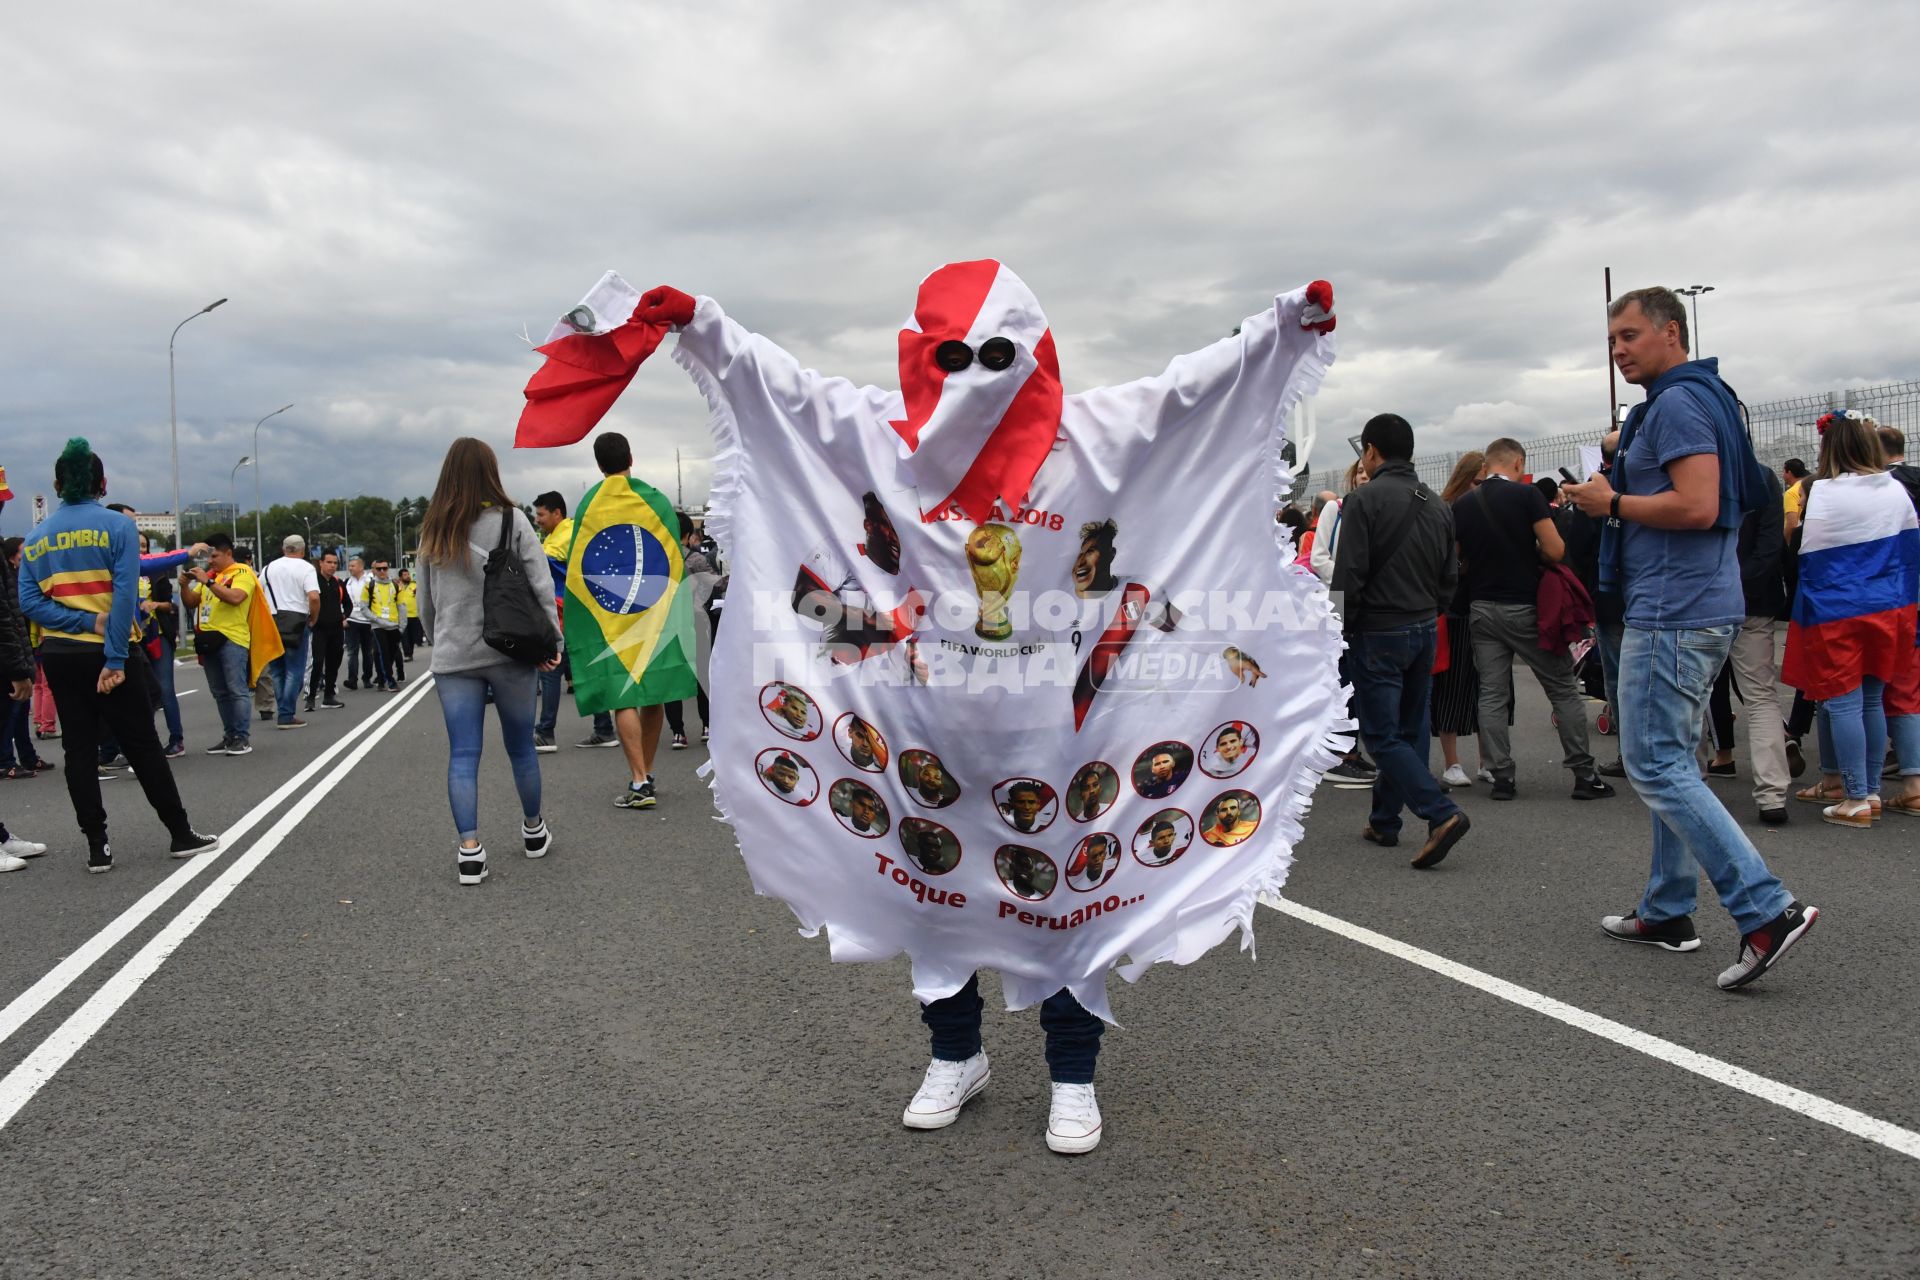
[182,531,285,756]
[566,432,699,810]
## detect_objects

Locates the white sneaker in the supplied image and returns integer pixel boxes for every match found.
[1441,764,1471,789]
[902,1052,990,1130]
[456,844,488,886]
[0,854,26,873]
[1046,1082,1103,1154]
[1,836,49,859]
[523,819,553,859]
[1477,767,1495,784]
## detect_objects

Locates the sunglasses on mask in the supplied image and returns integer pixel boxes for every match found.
[934,336,1018,373]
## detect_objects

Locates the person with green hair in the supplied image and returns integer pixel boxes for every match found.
[15,439,219,874]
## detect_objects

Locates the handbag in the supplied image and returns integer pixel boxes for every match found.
[481,508,559,664]
[261,566,309,648]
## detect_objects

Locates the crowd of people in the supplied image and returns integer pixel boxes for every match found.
[0,434,718,877]
[1304,285,1918,990]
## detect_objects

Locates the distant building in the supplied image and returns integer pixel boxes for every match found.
[131,511,180,545]
[182,499,237,525]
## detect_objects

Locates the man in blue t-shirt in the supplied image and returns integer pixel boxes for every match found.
[1563,287,1817,992]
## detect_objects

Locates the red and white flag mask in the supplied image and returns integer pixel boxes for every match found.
[890,260,1062,527]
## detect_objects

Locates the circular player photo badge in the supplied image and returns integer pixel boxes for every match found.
[755,748,819,807]
[994,844,1058,902]
[760,681,823,742]
[1199,720,1260,779]
[828,778,890,839]
[898,817,961,876]
[1065,833,1123,893]
[1130,740,1194,800]
[897,748,961,810]
[1199,789,1262,848]
[992,776,1059,836]
[1132,808,1195,868]
[833,712,890,773]
[1065,760,1119,823]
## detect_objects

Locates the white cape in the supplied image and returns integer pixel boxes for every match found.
[673,279,1346,1021]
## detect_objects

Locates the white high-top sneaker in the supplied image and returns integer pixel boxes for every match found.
[1046,1082,1102,1154]
[0,854,26,873]
[901,1052,990,1130]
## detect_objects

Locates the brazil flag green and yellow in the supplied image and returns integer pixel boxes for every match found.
[564,474,699,714]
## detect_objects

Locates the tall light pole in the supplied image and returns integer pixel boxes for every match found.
[1674,284,1715,358]
[252,403,293,561]
[229,456,252,542]
[393,503,415,568]
[169,298,228,551]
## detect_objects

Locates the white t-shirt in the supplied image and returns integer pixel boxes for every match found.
[262,555,321,617]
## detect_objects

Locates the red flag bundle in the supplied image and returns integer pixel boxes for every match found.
[515,271,669,449]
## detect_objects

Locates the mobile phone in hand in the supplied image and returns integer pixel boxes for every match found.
[1558,467,1579,485]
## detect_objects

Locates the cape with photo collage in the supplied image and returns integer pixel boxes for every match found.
[520,262,1348,1022]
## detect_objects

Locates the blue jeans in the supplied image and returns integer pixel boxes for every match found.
[921,973,1103,1084]
[536,665,563,736]
[150,638,184,745]
[1891,715,1920,776]
[1818,678,1887,800]
[435,663,542,843]
[1348,621,1461,838]
[1598,619,1625,720]
[271,628,311,723]
[204,639,253,744]
[1,697,38,768]
[1619,625,1791,933]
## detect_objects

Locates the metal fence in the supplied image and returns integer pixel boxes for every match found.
[1300,378,1920,502]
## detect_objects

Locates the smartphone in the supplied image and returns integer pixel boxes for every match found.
[1558,467,1579,485]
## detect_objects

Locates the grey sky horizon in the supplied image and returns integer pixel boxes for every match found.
[3,1,1914,536]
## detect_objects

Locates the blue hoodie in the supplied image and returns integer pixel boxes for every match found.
[17,500,141,668]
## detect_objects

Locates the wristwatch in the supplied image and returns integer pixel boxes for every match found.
[1610,493,1622,520]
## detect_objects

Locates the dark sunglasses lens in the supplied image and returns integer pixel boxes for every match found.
[977,337,1016,371]
[933,340,973,372]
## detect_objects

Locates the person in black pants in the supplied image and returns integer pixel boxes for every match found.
[15,439,218,872]
[307,549,351,711]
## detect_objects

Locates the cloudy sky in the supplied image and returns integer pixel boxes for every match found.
[4,1,1915,535]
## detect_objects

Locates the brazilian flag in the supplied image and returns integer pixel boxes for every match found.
[564,475,699,714]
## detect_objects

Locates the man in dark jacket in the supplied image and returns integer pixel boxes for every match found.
[1708,466,1791,824]
[305,549,352,712]
[1332,413,1470,869]
[0,481,50,869]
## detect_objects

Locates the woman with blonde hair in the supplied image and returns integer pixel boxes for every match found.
[1784,412,1918,828]
[1430,451,1486,786]
[416,438,562,884]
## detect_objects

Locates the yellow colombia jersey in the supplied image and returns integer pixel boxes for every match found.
[199,564,256,647]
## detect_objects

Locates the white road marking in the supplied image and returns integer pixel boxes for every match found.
[1261,894,1920,1162]
[0,676,436,1130]
[0,683,431,1050]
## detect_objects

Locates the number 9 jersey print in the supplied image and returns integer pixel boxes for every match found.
[526,261,1348,1022]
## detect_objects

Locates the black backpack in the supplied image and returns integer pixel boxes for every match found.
[482,509,559,664]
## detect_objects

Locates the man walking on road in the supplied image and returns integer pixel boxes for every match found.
[16,439,218,872]
[1565,286,1818,990]
[362,559,406,690]
[1331,413,1471,869]
[262,534,320,730]
[307,550,351,711]
[343,555,376,691]
[531,491,614,751]
[1452,437,1614,802]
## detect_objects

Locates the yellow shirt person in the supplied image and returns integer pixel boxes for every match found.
[199,562,257,647]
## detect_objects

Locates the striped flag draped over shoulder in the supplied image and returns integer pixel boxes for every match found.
[1781,471,1920,701]
[564,475,699,715]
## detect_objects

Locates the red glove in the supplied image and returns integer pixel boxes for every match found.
[1301,279,1335,334]
[633,285,696,328]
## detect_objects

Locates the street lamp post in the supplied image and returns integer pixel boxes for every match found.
[251,404,293,561]
[1674,284,1715,358]
[229,457,252,542]
[393,503,415,569]
[169,298,228,551]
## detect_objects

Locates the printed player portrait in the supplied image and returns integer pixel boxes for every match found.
[1200,790,1261,848]
[1071,518,1119,600]
[1067,761,1119,823]
[899,818,961,876]
[897,749,961,809]
[1131,740,1194,800]
[993,777,1059,836]
[995,844,1058,902]
[1199,721,1260,779]
[1065,833,1121,892]
[1132,809,1194,867]
[830,778,890,839]
[755,748,819,807]
[760,681,823,741]
[834,712,890,773]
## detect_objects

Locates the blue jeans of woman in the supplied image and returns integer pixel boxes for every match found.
[436,662,542,844]
[1817,677,1887,800]
[1619,625,1791,934]
[1,697,38,768]
[149,637,184,746]
[203,639,253,744]
[921,973,1102,1084]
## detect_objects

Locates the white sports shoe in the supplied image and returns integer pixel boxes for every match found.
[1,836,49,860]
[1477,767,1495,784]
[1046,1082,1103,1154]
[902,1052,990,1130]
[1441,764,1471,789]
[0,854,26,873]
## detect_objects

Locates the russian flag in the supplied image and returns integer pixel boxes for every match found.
[1781,471,1920,700]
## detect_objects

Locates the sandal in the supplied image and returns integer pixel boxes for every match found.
[1884,795,1920,818]
[1794,782,1843,805]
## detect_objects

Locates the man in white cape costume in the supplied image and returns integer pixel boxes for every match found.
[560,263,1347,1152]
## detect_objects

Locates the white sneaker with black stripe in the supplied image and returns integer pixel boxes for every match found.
[523,819,553,859]
[456,844,487,886]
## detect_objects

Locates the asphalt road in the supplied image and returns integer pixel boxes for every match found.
[1,658,1916,1279]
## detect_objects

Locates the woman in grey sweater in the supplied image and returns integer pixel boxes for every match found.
[416,438,562,885]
